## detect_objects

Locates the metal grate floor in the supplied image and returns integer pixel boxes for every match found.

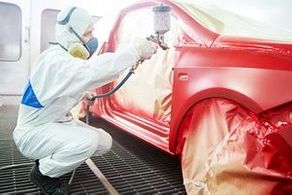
[0,97,186,194]
[90,118,185,194]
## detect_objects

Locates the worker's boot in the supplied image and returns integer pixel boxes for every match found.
[30,161,70,194]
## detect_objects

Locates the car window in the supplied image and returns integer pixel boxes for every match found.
[41,9,59,52]
[0,2,21,61]
[113,7,181,124]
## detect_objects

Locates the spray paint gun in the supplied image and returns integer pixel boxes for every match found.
[147,5,171,50]
[85,4,172,124]
[132,4,171,70]
[91,4,172,96]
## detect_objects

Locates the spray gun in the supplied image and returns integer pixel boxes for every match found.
[147,5,171,50]
[85,4,172,124]
[132,4,171,70]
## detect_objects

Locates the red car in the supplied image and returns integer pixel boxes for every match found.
[88,0,292,194]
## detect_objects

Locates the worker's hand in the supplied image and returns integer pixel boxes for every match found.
[134,39,158,60]
[83,91,96,106]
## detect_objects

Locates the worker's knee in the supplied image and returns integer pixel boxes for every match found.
[80,129,112,157]
[84,131,100,156]
[101,132,112,153]
[93,131,112,156]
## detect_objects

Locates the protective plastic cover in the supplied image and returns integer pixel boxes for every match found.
[112,48,174,123]
[180,98,292,194]
[173,0,292,42]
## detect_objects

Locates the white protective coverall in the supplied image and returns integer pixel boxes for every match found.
[13,7,143,178]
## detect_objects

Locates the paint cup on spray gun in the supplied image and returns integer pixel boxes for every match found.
[147,4,171,50]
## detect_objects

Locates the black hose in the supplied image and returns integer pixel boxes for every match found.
[92,67,135,100]
[85,67,136,124]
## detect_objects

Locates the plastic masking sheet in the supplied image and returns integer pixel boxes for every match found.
[173,0,292,42]
[112,48,174,123]
[180,98,292,195]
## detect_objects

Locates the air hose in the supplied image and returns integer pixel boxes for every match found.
[91,67,135,99]
[85,60,142,124]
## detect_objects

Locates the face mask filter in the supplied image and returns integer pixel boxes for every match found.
[67,42,90,60]
[68,27,98,59]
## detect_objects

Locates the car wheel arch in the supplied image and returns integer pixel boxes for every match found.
[170,88,262,155]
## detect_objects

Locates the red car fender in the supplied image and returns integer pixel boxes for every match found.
[169,42,292,153]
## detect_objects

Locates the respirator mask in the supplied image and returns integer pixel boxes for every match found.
[56,7,98,59]
[68,26,98,59]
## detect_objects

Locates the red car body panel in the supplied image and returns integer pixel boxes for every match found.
[91,0,292,155]
[170,38,292,151]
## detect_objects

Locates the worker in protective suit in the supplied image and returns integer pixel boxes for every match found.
[13,6,157,194]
